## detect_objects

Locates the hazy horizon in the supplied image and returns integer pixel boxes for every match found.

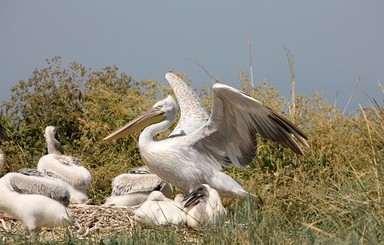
[1,1,383,112]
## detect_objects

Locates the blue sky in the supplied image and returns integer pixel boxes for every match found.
[1,1,383,112]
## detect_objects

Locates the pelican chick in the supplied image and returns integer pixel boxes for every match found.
[15,168,71,206]
[183,184,227,228]
[0,169,77,236]
[104,166,173,207]
[37,126,92,204]
[133,191,186,226]
[103,72,309,199]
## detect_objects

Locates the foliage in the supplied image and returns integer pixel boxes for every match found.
[0,57,383,243]
[1,56,159,202]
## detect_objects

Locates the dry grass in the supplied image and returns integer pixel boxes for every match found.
[0,59,383,243]
[0,205,135,243]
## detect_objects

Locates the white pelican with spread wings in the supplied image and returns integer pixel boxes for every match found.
[103,72,308,198]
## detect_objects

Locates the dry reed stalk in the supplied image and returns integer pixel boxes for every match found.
[248,40,255,88]
[358,102,383,205]
[301,222,335,238]
[284,46,295,117]
[186,58,219,84]
[342,76,361,115]
[378,81,384,93]
[358,104,377,166]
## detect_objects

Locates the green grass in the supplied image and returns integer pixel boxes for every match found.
[1,178,382,244]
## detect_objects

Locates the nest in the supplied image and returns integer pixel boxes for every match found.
[71,204,135,236]
[0,204,135,242]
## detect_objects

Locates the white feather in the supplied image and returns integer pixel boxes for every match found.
[183,184,227,228]
[103,72,308,198]
[0,172,77,235]
[133,191,186,226]
[104,166,173,207]
[37,126,92,204]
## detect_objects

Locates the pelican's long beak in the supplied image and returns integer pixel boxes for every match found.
[103,107,166,141]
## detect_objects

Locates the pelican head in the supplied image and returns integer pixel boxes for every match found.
[103,95,178,141]
[183,184,227,228]
[44,126,64,155]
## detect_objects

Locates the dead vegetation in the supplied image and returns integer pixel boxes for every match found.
[0,205,134,242]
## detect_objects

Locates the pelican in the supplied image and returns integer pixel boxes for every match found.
[104,165,173,207]
[103,72,308,198]
[133,191,186,226]
[15,168,71,206]
[0,166,77,236]
[37,126,92,204]
[183,184,227,228]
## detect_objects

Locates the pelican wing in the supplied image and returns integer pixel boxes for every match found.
[38,155,92,188]
[7,172,70,206]
[17,168,62,180]
[187,84,308,168]
[128,165,151,174]
[55,155,81,166]
[112,174,165,196]
[165,72,210,136]
[17,168,47,177]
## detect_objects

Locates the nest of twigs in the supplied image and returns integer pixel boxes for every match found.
[71,204,135,236]
[0,204,135,242]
